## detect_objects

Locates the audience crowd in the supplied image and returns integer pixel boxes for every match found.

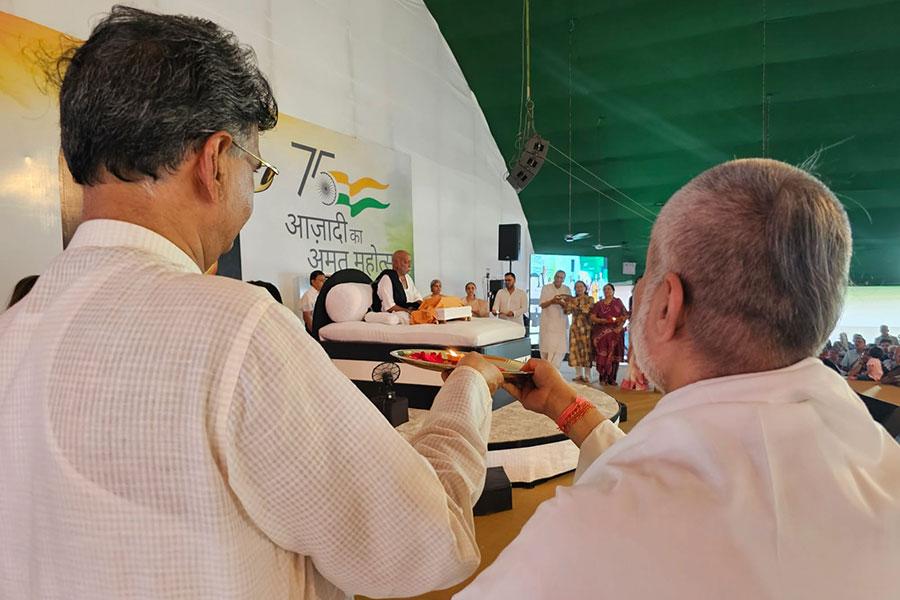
[821,325,900,383]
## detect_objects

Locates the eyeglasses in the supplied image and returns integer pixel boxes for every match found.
[199,130,279,193]
[231,139,279,193]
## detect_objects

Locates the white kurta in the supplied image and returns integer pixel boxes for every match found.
[299,286,319,314]
[538,283,570,361]
[458,358,900,599]
[377,272,423,311]
[0,220,493,600]
[493,287,528,323]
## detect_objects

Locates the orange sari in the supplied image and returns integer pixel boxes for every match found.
[410,295,466,325]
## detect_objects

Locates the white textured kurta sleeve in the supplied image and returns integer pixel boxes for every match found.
[510,290,528,319]
[377,274,396,311]
[405,275,423,303]
[223,303,492,597]
[573,420,626,482]
[493,289,508,315]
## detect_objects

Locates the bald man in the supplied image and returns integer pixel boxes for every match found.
[372,250,423,323]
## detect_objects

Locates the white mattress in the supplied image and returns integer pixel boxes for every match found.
[319,317,526,347]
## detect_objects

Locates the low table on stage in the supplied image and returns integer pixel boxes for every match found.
[398,383,621,485]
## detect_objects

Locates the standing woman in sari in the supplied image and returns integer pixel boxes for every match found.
[565,281,594,383]
[590,283,628,385]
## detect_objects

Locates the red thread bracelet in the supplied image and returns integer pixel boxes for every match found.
[555,396,592,434]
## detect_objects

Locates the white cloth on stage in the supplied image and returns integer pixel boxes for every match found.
[0,219,493,600]
[539,283,570,367]
[493,287,528,323]
[457,358,900,599]
[377,272,423,312]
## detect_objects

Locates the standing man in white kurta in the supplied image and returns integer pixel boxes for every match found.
[538,270,571,368]
[492,271,528,324]
[299,269,326,332]
[459,159,900,599]
[0,7,505,599]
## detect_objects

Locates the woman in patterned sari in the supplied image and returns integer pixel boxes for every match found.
[565,281,594,383]
[590,283,628,385]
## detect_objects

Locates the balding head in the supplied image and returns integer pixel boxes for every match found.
[392,250,411,276]
[632,159,852,390]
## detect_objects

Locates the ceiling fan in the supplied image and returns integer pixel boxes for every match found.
[593,241,626,250]
[563,19,589,244]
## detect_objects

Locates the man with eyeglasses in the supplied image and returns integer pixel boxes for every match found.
[0,7,503,599]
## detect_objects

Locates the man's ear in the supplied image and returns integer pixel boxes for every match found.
[195,133,231,204]
[655,272,686,342]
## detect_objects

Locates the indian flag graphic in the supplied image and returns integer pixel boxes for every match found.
[329,170,391,217]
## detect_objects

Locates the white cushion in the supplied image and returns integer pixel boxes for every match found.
[325,283,372,322]
[364,312,401,326]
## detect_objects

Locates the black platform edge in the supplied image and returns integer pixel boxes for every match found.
[322,336,531,362]
[512,468,576,489]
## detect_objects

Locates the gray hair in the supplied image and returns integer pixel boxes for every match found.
[647,158,851,369]
[58,5,278,185]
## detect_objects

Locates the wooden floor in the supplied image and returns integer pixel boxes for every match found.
[357,385,663,600]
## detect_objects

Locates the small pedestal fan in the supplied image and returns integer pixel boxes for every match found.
[370,362,408,427]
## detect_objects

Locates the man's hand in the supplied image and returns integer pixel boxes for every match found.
[506,311,514,317]
[442,352,503,395]
[502,359,578,421]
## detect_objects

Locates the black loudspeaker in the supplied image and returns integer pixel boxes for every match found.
[498,223,521,261]
[505,134,548,192]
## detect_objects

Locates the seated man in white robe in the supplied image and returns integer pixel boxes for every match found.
[372,249,423,324]
[458,159,900,599]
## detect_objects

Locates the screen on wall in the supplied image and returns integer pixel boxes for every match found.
[528,254,609,344]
